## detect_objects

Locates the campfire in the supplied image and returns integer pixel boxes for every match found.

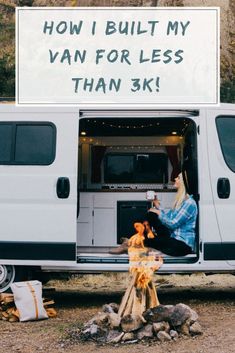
[75,223,202,344]
[118,223,163,319]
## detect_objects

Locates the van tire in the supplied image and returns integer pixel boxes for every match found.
[0,265,28,293]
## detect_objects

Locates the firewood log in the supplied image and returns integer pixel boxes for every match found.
[118,273,137,317]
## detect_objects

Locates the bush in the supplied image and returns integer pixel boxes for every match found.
[0,56,15,97]
[220,79,235,104]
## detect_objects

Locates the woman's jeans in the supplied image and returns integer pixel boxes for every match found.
[144,211,192,257]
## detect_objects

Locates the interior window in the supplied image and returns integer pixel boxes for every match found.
[104,153,168,183]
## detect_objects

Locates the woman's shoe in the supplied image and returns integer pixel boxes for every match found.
[109,238,129,254]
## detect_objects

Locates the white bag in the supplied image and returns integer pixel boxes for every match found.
[10,280,48,322]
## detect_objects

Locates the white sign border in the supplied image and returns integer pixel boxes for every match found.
[16,6,220,108]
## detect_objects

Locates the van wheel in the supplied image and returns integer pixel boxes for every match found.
[0,265,16,293]
[0,265,28,293]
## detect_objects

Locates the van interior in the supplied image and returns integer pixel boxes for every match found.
[77,111,198,264]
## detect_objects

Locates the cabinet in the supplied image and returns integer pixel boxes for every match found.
[77,193,115,246]
[93,209,115,246]
[77,193,93,246]
[77,191,175,247]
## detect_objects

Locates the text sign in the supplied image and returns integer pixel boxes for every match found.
[16,7,219,106]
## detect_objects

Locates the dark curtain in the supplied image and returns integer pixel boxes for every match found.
[166,146,181,181]
[91,146,107,183]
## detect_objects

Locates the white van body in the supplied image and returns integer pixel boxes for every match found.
[0,104,234,291]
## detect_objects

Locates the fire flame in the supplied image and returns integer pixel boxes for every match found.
[128,222,163,289]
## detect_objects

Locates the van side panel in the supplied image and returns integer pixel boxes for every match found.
[0,111,78,265]
[206,107,235,265]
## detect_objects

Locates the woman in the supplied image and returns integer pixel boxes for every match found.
[144,172,198,256]
[110,172,197,256]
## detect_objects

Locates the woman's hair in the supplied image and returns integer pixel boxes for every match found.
[173,173,187,209]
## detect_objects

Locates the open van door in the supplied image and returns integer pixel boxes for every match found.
[0,106,78,266]
[206,105,235,266]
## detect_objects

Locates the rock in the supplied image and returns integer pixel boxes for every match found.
[122,332,135,342]
[102,303,119,314]
[106,330,124,343]
[169,303,191,327]
[81,326,94,340]
[103,304,115,313]
[143,308,153,321]
[170,330,179,340]
[81,324,106,341]
[93,313,109,326]
[143,305,174,323]
[178,321,190,336]
[188,309,199,325]
[165,304,175,310]
[157,331,172,342]
[189,322,203,335]
[109,303,119,313]
[137,324,153,340]
[90,324,99,336]
[121,314,143,332]
[83,318,95,328]
[123,340,139,344]
[108,313,121,329]
[153,321,170,334]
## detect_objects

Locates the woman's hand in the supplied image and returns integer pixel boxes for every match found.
[153,199,161,209]
[148,207,161,216]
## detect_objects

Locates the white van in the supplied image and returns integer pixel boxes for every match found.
[0,104,234,292]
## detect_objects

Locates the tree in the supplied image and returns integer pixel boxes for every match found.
[16,0,34,6]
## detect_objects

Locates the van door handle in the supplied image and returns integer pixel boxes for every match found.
[217,178,230,199]
[56,177,70,199]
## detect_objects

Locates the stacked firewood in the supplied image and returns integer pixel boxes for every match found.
[0,293,57,322]
[0,294,19,322]
[117,222,163,320]
[118,247,163,319]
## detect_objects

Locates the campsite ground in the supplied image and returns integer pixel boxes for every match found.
[0,273,234,353]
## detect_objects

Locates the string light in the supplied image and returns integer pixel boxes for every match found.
[82,120,164,129]
[82,119,190,131]
[105,144,180,151]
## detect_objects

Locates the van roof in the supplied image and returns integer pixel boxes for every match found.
[0,101,234,115]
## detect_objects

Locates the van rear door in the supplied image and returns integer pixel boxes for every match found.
[0,107,78,265]
[206,106,235,266]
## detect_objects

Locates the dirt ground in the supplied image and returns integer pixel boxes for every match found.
[0,273,234,353]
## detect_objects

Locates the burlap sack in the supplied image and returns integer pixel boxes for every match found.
[10,280,48,322]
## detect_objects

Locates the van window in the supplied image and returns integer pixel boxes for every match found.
[216,116,235,172]
[0,124,13,162]
[0,122,56,165]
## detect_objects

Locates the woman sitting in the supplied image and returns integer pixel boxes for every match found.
[110,172,198,256]
[144,172,198,256]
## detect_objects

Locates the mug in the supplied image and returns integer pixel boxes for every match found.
[146,190,156,200]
